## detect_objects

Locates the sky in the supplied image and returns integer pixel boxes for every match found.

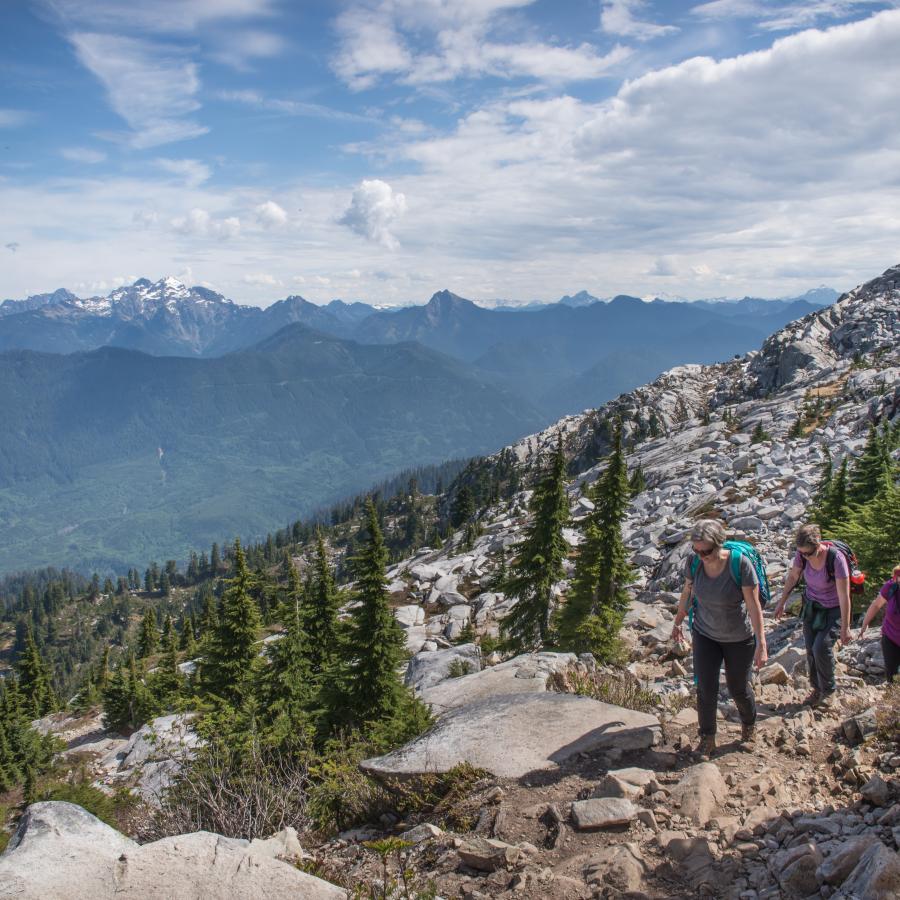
[2,0,900,307]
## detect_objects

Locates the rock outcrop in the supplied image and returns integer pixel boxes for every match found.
[0,802,346,899]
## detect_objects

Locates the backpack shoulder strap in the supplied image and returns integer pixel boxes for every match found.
[728,547,743,587]
[825,546,837,581]
[689,553,701,581]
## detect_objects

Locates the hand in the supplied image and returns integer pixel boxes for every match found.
[773,599,786,620]
[671,619,685,643]
[858,624,867,640]
[754,641,768,670]
[840,625,852,646]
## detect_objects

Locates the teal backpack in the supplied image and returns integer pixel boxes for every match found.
[689,540,771,629]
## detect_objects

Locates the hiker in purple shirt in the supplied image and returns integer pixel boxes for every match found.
[859,564,900,684]
[774,523,852,709]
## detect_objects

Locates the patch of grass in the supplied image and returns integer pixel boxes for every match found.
[447,659,475,678]
[38,781,119,828]
[875,683,900,748]
[549,666,660,713]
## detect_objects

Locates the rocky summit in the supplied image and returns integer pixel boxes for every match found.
[3,265,899,898]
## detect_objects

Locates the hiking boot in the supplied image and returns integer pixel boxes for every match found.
[695,734,716,761]
[804,689,822,708]
[818,692,837,711]
[740,723,756,749]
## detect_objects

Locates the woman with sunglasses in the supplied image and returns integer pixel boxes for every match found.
[774,523,852,709]
[671,519,767,759]
[858,564,900,684]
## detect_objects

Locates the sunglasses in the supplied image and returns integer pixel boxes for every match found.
[693,546,717,558]
[797,546,818,557]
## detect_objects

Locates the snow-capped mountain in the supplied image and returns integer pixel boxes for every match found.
[0,277,364,356]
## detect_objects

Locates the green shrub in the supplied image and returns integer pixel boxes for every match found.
[39,782,118,828]
[549,666,659,713]
[447,659,474,678]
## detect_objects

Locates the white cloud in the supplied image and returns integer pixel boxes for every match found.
[47,0,276,33]
[154,158,211,186]
[242,272,282,286]
[217,89,375,123]
[600,1,680,41]
[68,32,207,148]
[0,109,33,128]
[339,179,407,249]
[170,208,241,240]
[60,146,107,164]
[690,1,894,31]
[255,200,288,228]
[133,209,159,227]
[332,0,629,88]
[646,256,677,276]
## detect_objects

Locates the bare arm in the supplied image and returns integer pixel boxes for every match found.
[836,576,852,642]
[671,578,692,641]
[744,584,767,667]
[859,594,886,637]
[775,565,804,618]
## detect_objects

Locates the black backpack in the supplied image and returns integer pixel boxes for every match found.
[801,539,866,595]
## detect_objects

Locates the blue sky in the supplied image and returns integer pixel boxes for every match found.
[2,0,900,306]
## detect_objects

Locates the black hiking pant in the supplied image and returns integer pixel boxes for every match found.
[692,628,757,737]
[802,604,842,696]
[884,634,900,684]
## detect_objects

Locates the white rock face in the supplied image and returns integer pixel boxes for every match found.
[360,692,660,780]
[404,643,482,692]
[0,802,346,899]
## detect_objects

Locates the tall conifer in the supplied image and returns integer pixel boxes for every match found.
[500,434,569,652]
[341,499,408,723]
[201,540,261,705]
[556,423,632,660]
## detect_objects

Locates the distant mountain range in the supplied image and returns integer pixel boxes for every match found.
[0,277,836,417]
[0,276,839,571]
[0,325,542,572]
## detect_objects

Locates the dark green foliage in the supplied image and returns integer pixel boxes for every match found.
[304,534,340,676]
[200,541,262,706]
[750,421,771,444]
[818,456,850,531]
[849,423,894,507]
[450,485,475,529]
[102,655,158,733]
[628,464,646,496]
[16,626,58,718]
[500,435,569,652]
[337,499,411,725]
[137,608,158,658]
[556,423,632,661]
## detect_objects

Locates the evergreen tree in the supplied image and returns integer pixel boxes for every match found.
[261,564,315,742]
[199,589,218,637]
[628,464,646,497]
[304,533,340,676]
[201,540,261,706]
[839,468,900,587]
[450,485,475,529]
[137,608,158,658]
[338,499,409,724]
[16,626,58,718]
[151,614,183,705]
[849,424,893,507]
[210,542,221,575]
[820,456,850,531]
[556,424,632,661]
[102,655,157,732]
[500,435,570,652]
[751,421,770,444]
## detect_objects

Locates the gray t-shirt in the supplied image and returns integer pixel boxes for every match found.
[684,552,758,642]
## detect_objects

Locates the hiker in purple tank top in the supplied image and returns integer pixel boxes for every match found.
[859,564,900,684]
[774,523,852,709]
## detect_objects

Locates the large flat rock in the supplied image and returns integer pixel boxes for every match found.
[361,691,660,780]
[0,802,346,899]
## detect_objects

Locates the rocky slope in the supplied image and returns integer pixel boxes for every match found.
[7,265,900,898]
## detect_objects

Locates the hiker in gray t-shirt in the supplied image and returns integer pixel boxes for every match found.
[671,519,768,760]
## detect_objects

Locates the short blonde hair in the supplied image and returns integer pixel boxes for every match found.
[691,519,727,547]
[893,564,900,578]
[795,523,821,549]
